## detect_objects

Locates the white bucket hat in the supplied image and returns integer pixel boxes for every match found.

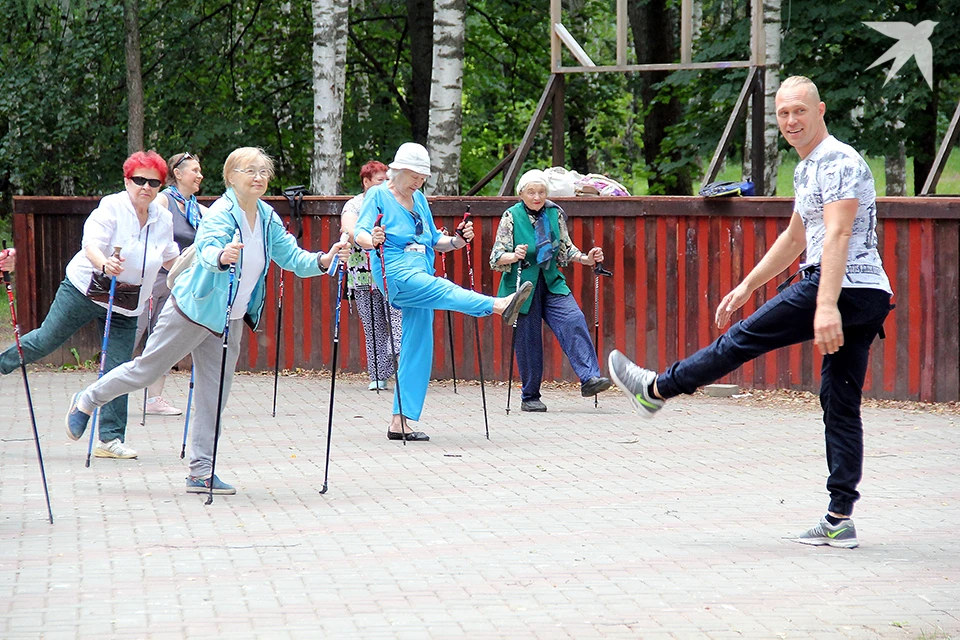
[517,169,549,195]
[389,142,432,177]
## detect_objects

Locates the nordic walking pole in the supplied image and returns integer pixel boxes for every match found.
[271,267,284,417]
[180,364,194,459]
[206,231,240,506]
[505,259,526,415]
[319,252,347,494]
[592,260,613,408]
[2,242,53,524]
[458,206,490,439]
[273,186,307,416]
[140,295,153,426]
[438,230,458,394]
[367,274,380,395]
[375,212,408,443]
[86,246,122,469]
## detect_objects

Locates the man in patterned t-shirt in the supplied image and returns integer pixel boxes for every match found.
[608,75,893,548]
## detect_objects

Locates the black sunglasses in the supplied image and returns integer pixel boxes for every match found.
[171,152,195,171]
[412,211,424,236]
[130,176,162,188]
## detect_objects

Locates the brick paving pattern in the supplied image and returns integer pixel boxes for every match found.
[1,369,958,639]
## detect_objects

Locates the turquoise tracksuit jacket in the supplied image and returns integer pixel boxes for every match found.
[171,188,326,333]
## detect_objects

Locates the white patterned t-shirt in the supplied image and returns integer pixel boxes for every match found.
[794,135,892,294]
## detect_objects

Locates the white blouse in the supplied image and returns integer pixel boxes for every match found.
[65,191,180,317]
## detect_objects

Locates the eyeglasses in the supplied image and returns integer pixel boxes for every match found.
[234,168,271,179]
[171,152,195,171]
[130,176,162,188]
[412,211,424,236]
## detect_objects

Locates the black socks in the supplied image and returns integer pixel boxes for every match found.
[825,514,849,526]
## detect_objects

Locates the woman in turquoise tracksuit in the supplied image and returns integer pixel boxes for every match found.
[67,147,350,495]
[355,143,532,442]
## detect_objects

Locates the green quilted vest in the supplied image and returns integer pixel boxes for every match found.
[496,202,570,314]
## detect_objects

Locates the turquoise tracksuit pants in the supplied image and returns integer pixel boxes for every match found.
[376,267,494,421]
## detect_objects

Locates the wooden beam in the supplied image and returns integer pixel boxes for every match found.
[751,0,765,65]
[554,23,596,67]
[465,148,518,196]
[921,100,960,195]
[552,74,566,167]
[499,74,560,196]
[556,61,753,74]
[551,0,561,71]
[703,66,759,187]
[681,0,693,64]
[617,0,628,66]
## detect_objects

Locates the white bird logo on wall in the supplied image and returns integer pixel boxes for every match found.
[863,21,938,90]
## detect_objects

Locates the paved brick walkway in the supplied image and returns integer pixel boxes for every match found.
[1,369,958,639]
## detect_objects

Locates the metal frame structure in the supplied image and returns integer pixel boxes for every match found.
[472,0,768,197]
[921,100,960,195]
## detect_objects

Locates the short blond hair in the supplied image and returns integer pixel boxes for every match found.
[779,75,821,103]
[222,147,275,186]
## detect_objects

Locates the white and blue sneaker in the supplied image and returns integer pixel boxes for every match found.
[607,350,664,417]
[65,392,91,441]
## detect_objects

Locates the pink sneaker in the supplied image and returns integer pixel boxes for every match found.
[145,396,183,416]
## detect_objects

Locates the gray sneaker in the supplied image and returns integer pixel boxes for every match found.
[607,350,664,417]
[795,516,859,549]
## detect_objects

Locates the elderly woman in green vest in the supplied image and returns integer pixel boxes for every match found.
[489,169,612,412]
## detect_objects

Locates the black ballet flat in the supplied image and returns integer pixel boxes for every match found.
[386,430,430,442]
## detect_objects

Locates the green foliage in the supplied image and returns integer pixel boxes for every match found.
[1,0,958,206]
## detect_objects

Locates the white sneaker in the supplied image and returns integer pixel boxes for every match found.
[94,438,138,459]
[145,396,183,416]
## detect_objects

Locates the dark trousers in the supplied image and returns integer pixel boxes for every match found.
[515,273,601,401]
[656,270,891,516]
[0,278,137,442]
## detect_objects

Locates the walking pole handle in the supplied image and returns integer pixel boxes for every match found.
[1,240,11,284]
[593,260,613,277]
[455,205,471,239]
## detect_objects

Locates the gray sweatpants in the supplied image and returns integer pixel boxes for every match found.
[81,297,243,478]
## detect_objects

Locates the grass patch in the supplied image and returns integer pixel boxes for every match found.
[0,285,11,344]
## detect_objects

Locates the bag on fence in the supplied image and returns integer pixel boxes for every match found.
[543,167,580,197]
[699,180,755,197]
[574,173,631,197]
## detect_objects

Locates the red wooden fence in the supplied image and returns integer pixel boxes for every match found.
[12,195,960,402]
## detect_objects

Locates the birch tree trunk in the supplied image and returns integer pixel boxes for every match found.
[310,0,349,194]
[744,0,780,195]
[426,0,465,195]
[761,0,781,195]
[123,0,144,154]
[885,139,907,196]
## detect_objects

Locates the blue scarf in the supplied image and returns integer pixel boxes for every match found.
[527,204,559,266]
[167,185,202,229]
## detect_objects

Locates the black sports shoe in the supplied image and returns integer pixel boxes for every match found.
[520,399,547,412]
[580,376,612,397]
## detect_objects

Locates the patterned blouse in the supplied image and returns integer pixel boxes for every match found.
[341,193,373,290]
[489,201,583,272]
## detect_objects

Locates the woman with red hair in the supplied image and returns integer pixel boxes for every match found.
[0,150,179,460]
